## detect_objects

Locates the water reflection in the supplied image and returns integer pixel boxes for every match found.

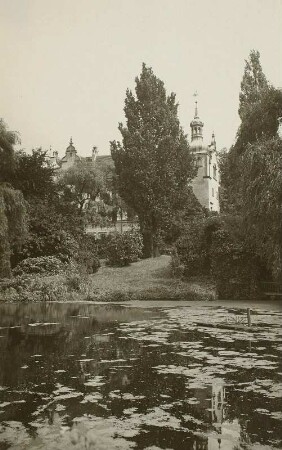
[0,302,281,449]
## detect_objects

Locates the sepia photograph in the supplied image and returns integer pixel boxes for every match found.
[0,0,281,449]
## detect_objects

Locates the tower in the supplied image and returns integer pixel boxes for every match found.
[190,98,220,212]
[190,100,204,148]
[60,137,80,171]
[65,137,77,158]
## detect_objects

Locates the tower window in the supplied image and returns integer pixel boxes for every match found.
[212,188,214,197]
[196,156,202,167]
[213,165,217,180]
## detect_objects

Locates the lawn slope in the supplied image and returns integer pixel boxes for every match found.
[88,255,215,301]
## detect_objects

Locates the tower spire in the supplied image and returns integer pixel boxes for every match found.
[195,101,198,118]
[193,91,199,118]
[190,92,204,148]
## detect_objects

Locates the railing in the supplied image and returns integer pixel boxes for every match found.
[261,281,282,297]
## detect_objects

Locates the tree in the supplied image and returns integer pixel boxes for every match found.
[0,119,18,183]
[0,185,27,277]
[58,161,105,215]
[219,50,282,282]
[220,50,282,213]
[240,137,282,280]
[111,64,196,257]
[12,148,57,200]
[235,86,282,155]
[0,120,27,277]
[238,50,268,120]
[12,200,80,266]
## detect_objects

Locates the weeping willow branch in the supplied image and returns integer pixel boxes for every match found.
[0,184,27,278]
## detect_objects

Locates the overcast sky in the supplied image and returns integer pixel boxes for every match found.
[1,0,281,157]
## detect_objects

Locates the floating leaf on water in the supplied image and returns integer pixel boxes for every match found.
[0,402,11,408]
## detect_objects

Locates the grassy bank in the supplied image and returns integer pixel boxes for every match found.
[0,256,216,302]
[85,255,215,302]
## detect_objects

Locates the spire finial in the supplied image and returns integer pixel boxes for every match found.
[70,137,73,145]
[193,91,199,118]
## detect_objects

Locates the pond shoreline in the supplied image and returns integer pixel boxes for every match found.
[0,255,216,303]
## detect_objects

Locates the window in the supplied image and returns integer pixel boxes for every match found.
[212,188,214,197]
[196,156,202,167]
[213,165,217,180]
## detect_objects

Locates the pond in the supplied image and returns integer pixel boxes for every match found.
[0,302,281,450]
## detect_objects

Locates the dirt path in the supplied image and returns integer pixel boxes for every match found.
[87,255,215,301]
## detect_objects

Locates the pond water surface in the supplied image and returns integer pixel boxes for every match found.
[0,302,281,450]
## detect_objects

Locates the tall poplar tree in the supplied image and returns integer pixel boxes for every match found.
[219,50,282,280]
[111,64,196,257]
[238,50,268,120]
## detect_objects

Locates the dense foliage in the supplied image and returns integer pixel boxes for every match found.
[105,230,143,266]
[13,256,65,276]
[76,234,100,274]
[59,161,104,214]
[111,64,196,257]
[0,185,27,277]
[0,119,18,183]
[240,137,282,278]
[12,149,56,200]
[219,50,282,282]
[12,200,80,267]
[238,50,269,121]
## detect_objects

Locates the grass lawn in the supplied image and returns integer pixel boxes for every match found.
[87,255,215,301]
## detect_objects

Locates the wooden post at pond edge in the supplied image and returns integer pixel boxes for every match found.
[247,308,252,327]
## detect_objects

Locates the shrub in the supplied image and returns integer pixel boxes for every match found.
[13,256,65,276]
[175,217,208,277]
[211,228,261,300]
[76,250,100,274]
[175,212,263,299]
[64,273,82,291]
[105,230,143,267]
[95,234,112,259]
[17,230,79,264]
[0,274,68,302]
[74,234,100,274]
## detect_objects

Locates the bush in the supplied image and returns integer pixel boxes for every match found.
[175,217,209,277]
[211,228,261,300]
[13,256,65,276]
[0,274,68,302]
[95,234,112,259]
[105,230,143,267]
[76,250,100,274]
[175,212,263,299]
[75,234,100,274]
[16,230,79,264]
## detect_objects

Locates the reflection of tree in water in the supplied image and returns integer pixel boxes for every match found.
[0,303,150,437]
[0,303,281,450]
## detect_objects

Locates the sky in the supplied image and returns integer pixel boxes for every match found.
[1,0,282,157]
